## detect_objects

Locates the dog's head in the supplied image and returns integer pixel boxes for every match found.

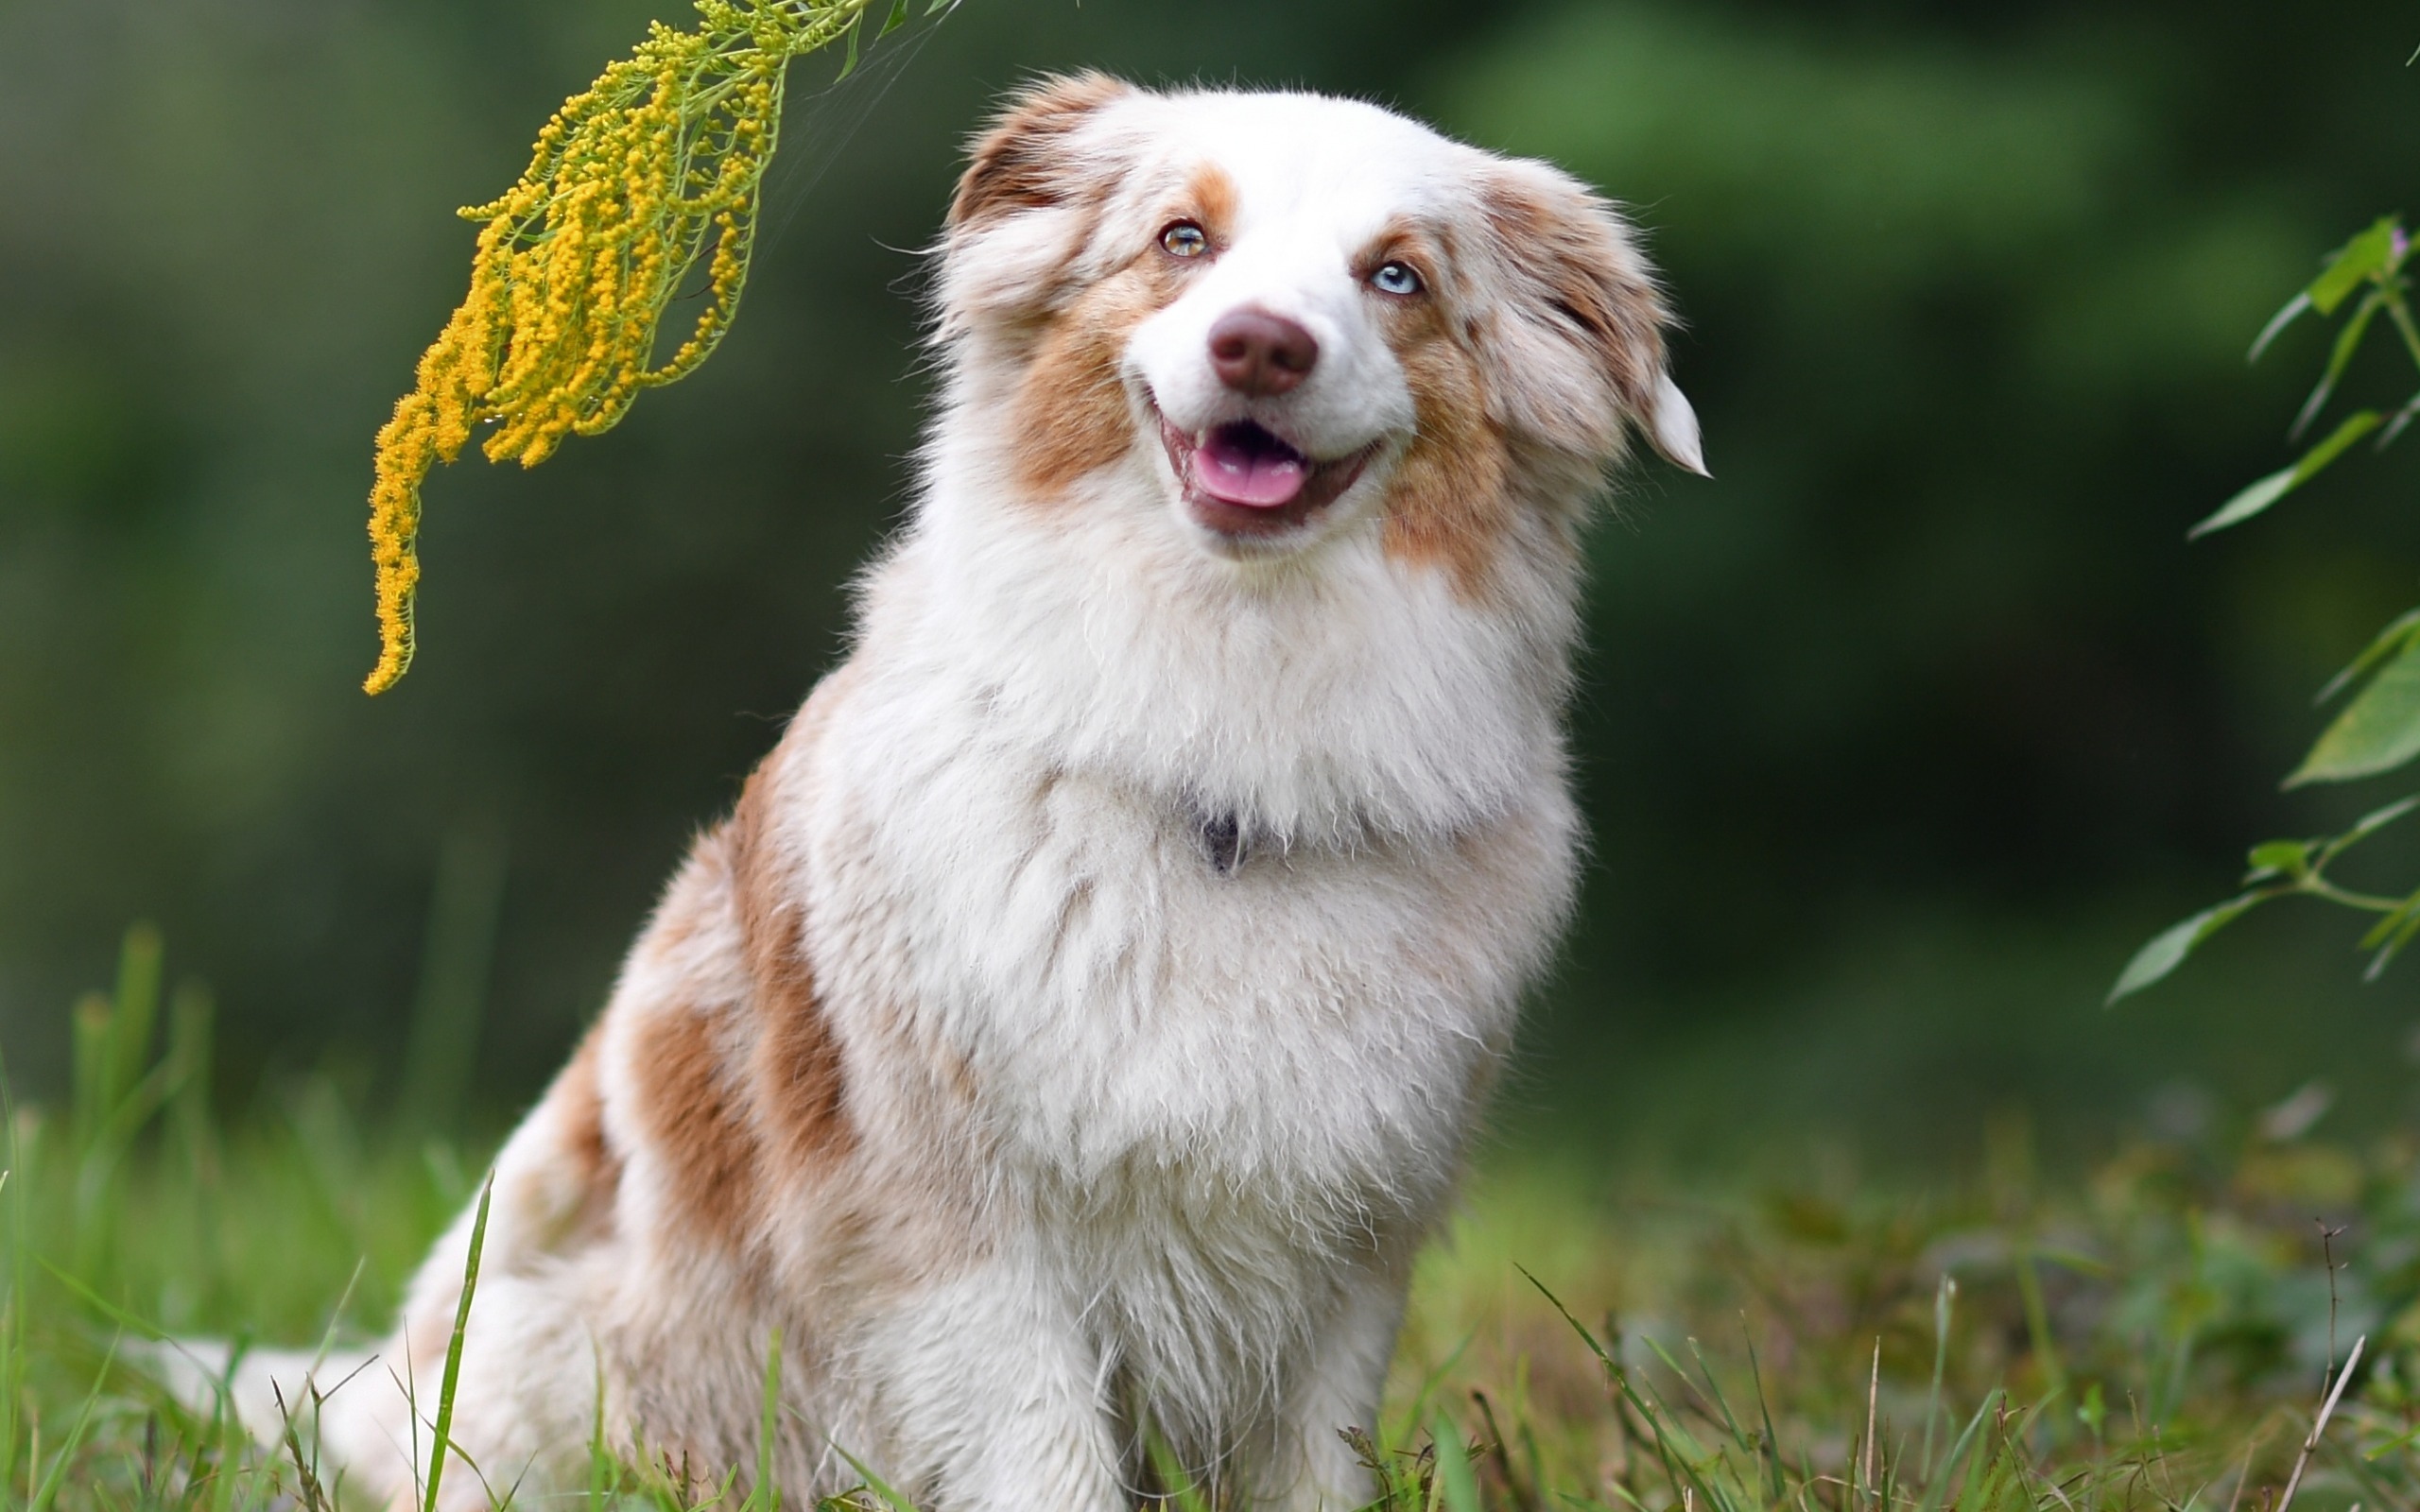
[933,75,1703,585]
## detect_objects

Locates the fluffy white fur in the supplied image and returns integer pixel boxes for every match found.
[194,77,1700,1511]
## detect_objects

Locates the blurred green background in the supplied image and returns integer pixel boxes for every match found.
[4,0,2418,1166]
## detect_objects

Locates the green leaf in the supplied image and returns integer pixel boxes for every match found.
[2245,839,2312,882]
[2078,1382,2107,1439]
[2308,216,2401,318]
[2323,794,2420,858]
[2192,468,2297,538]
[2364,897,2420,980]
[2189,409,2382,538]
[836,12,862,78]
[2107,893,2270,1003]
[2292,637,2420,785]
[2250,291,2312,363]
[2320,608,2420,706]
[2359,892,2420,951]
[2292,287,2384,439]
[879,0,910,37]
[2377,387,2420,448]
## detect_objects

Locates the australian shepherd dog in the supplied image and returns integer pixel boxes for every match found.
[214,74,1703,1511]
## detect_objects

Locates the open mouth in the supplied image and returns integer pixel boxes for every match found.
[1156,415,1379,538]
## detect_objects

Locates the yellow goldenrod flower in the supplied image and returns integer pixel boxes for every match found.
[363,0,929,694]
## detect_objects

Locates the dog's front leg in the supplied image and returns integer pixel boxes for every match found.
[1261,1263,1406,1511]
[855,1262,1126,1512]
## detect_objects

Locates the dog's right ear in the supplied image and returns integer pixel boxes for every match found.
[948,72,1132,232]
[937,74,1132,339]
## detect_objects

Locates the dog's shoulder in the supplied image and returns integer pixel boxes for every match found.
[592,664,868,1256]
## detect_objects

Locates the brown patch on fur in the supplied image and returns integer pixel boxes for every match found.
[648,885,703,956]
[1009,258,1182,502]
[752,915,851,1170]
[1184,163,1239,249]
[999,164,1232,504]
[1350,216,1443,296]
[726,747,856,1173]
[1479,172,1669,447]
[949,73,1132,232]
[940,1049,981,1108]
[1382,417,1513,598]
[552,1026,622,1240]
[631,997,760,1248]
[1368,224,1519,595]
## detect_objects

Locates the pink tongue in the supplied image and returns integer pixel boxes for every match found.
[1195,435,1308,508]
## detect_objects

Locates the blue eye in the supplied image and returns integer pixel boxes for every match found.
[1161,221,1210,258]
[1372,261,1423,297]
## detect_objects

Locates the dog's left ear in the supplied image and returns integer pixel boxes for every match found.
[1478,162,1707,477]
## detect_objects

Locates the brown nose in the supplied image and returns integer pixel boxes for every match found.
[1208,308,1319,396]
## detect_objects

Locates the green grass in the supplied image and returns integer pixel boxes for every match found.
[9,928,2420,1510]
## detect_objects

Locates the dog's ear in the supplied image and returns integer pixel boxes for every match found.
[949,73,1132,232]
[938,74,1132,338]
[1478,162,1706,477]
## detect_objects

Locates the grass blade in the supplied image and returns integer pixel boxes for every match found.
[2276,1335,2366,1512]
[1433,1413,1484,1512]
[27,1335,120,1512]
[1738,1318,1786,1504]
[422,1175,493,1512]
[1921,1276,1955,1479]
[831,1443,922,1512]
[753,1327,783,1512]
[1913,1389,2003,1512]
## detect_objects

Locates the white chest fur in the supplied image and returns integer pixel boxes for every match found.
[799,481,1582,1241]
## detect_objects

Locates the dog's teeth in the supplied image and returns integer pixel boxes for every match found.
[1194,430,1208,448]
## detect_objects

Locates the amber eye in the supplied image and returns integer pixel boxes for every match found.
[1160,220,1210,258]
[1371,261,1424,297]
